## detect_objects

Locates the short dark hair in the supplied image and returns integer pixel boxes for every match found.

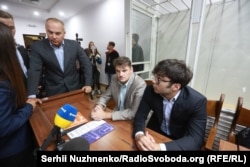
[114,56,131,67]
[109,41,115,47]
[132,33,139,43]
[0,10,13,19]
[152,59,193,87]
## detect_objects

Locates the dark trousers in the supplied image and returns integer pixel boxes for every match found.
[92,66,101,90]
[106,73,114,89]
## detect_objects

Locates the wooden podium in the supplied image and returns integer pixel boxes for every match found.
[29,89,171,151]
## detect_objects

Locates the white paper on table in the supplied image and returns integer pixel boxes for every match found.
[67,120,106,139]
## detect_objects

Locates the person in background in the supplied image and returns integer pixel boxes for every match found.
[132,33,144,73]
[0,10,29,87]
[91,56,146,121]
[27,17,92,98]
[104,41,119,89]
[85,41,102,97]
[133,59,207,151]
[0,23,42,167]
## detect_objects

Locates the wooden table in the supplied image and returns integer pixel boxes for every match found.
[29,89,171,151]
[219,139,250,151]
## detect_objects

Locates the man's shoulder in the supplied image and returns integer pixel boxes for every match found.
[64,38,74,42]
[183,86,206,100]
[64,39,82,50]
[135,43,143,49]
[133,75,146,85]
[111,50,119,56]
[17,45,28,53]
[64,39,78,44]
[31,38,48,47]
[16,44,25,49]
[142,85,161,101]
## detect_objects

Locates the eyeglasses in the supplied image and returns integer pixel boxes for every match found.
[153,76,172,84]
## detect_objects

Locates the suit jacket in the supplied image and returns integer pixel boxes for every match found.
[17,45,29,87]
[132,43,144,72]
[133,85,207,150]
[27,39,92,97]
[96,73,146,120]
[17,45,29,69]
[0,80,33,159]
[105,50,119,74]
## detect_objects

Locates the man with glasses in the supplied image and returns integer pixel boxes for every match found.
[133,59,207,150]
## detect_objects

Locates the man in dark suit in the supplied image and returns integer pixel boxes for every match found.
[27,18,92,97]
[132,33,144,72]
[133,59,207,150]
[0,10,29,85]
[105,41,119,89]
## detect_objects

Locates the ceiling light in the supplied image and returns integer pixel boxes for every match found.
[59,12,65,16]
[34,11,40,16]
[1,5,8,10]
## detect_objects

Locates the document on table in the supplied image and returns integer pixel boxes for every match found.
[67,120,114,143]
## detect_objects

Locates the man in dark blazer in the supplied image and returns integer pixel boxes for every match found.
[16,45,29,69]
[0,10,29,86]
[132,33,144,72]
[133,59,207,151]
[27,18,92,97]
[105,41,119,89]
[16,44,29,86]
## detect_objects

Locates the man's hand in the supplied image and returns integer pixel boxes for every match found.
[91,105,112,120]
[81,86,92,93]
[26,98,42,111]
[135,131,161,151]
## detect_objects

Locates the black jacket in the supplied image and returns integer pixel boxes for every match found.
[133,85,207,150]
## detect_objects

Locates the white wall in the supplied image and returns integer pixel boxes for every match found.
[65,0,126,85]
[14,17,45,46]
[14,0,126,85]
